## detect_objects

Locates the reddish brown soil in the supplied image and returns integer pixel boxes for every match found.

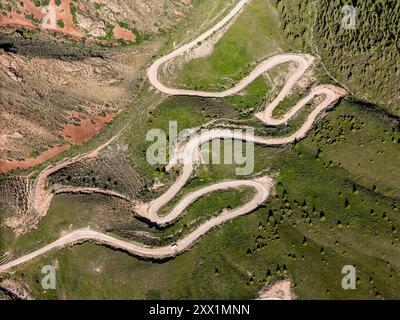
[0,144,70,173]
[175,11,185,18]
[177,0,191,17]
[0,109,116,174]
[60,111,117,145]
[0,0,135,42]
[0,0,83,39]
[113,25,135,41]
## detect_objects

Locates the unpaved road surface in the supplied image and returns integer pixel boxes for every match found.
[0,0,345,274]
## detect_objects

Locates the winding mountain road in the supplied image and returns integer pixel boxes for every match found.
[0,0,346,274]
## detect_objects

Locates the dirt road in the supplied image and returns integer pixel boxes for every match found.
[0,0,346,273]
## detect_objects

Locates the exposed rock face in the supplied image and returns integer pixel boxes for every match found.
[0,1,193,172]
[0,0,192,43]
[0,279,32,300]
[0,51,23,81]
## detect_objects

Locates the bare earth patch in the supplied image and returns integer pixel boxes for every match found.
[257,279,294,300]
[0,0,83,39]
[0,0,191,43]
[59,111,117,145]
[0,145,70,173]
[113,25,135,42]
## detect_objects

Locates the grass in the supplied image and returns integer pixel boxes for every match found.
[56,19,64,29]
[124,81,279,189]
[0,194,133,257]
[160,0,241,51]
[1,0,399,300]
[0,204,6,257]
[69,3,77,25]
[150,187,256,242]
[273,0,400,116]
[271,91,306,117]
[0,184,256,254]
[305,100,400,198]
[168,0,288,91]
[4,99,400,299]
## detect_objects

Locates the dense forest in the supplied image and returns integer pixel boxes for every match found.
[272,0,400,116]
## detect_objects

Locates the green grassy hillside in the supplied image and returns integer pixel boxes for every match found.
[272,0,400,116]
[1,0,399,300]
